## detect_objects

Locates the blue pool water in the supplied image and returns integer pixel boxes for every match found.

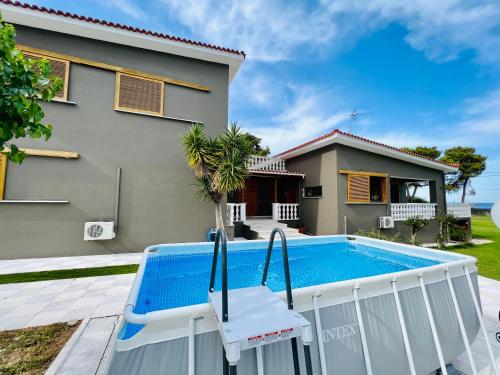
[121,241,440,340]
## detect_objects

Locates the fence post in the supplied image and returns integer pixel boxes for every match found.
[240,203,247,222]
[227,204,234,226]
[272,203,279,220]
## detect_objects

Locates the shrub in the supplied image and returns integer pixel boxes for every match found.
[354,229,404,243]
[435,211,457,249]
[403,216,430,245]
[449,224,471,243]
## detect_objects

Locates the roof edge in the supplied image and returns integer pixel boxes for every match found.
[275,129,459,173]
[0,0,245,81]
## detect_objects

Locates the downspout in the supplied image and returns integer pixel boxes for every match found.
[113,167,121,232]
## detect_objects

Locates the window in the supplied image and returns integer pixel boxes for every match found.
[0,154,7,200]
[23,52,70,101]
[303,186,322,198]
[341,170,388,203]
[115,73,164,116]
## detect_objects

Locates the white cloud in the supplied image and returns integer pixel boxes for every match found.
[158,0,500,65]
[244,85,351,154]
[158,0,336,62]
[457,89,500,135]
[324,0,500,64]
[101,0,147,21]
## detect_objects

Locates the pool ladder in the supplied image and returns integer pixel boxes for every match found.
[208,228,314,375]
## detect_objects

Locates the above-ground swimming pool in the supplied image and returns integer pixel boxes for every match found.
[107,235,485,375]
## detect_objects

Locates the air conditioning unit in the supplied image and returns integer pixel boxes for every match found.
[84,222,116,241]
[378,216,394,229]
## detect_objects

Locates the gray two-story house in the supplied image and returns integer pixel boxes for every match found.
[0,1,244,258]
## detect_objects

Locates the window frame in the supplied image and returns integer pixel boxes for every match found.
[23,51,70,101]
[114,72,165,117]
[340,169,389,204]
[302,186,322,198]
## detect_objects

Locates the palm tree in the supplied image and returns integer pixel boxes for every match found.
[183,122,253,230]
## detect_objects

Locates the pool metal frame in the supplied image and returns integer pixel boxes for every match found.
[116,235,499,375]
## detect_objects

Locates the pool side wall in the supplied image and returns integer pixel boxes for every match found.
[0,25,229,259]
[107,236,479,375]
[108,274,480,375]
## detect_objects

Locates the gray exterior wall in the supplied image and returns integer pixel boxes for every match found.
[286,146,338,235]
[287,144,447,242]
[0,26,229,259]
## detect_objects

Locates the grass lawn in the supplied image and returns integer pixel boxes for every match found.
[447,215,500,281]
[0,264,139,284]
[0,322,79,375]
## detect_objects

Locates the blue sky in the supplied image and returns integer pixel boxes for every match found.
[21,0,500,203]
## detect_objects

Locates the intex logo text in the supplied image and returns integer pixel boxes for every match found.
[322,323,358,343]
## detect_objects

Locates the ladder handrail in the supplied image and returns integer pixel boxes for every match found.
[208,228,229,322]
[261,228,294,310]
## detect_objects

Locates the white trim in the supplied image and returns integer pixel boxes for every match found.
[278,133,458,173]
[0,4,244,82]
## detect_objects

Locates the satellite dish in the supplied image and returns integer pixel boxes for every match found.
[492,200,500,229]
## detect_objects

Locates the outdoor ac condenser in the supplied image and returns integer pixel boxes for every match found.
[378,216,395,229]
[84,222,116,241]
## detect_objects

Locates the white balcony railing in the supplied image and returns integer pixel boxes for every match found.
[447,203,471,218]
[391,203,437,221]
[248,156,286,172]
[272,203,299,221]
[226,203,246,225]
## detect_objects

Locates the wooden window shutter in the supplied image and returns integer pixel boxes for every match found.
[24,52,70,100]
[0,154,7,200]
[115,73,164,116]
[348,174,370,203]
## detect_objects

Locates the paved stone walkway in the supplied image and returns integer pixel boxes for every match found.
[451,276,500,374]
[0,274,134,331]
[0,253,143,275]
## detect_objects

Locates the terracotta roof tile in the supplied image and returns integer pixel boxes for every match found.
[0,0,245,57]
[275,129,459,168]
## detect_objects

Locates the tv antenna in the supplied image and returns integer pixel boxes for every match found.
[349,108,371,133]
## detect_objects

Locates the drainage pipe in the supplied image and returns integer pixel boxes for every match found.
[113,167,121,232]
[312,292,328,375]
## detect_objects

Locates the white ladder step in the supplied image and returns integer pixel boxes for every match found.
[208,286,312,360]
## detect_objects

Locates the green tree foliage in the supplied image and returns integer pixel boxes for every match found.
[241,132,270,156]
[0,13,62,163]
[440,147,487,203]
[400,146,442,201]
[400,146,441,159]
[403,216,430,245]
[182,122,253,229]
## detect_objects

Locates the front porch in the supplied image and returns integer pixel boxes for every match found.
[389,176,471,221]
[227,156,304,225]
